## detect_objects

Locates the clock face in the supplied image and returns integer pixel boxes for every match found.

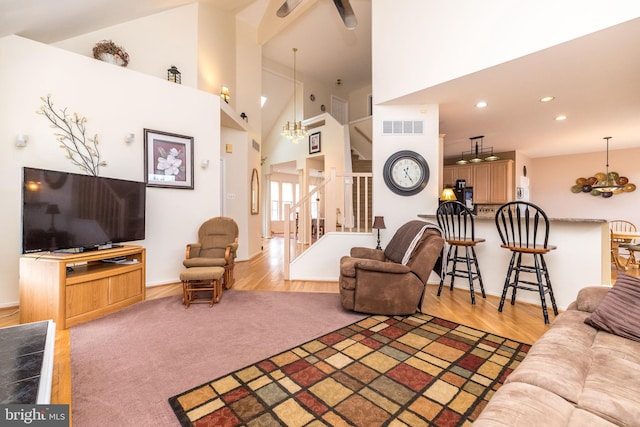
[383,150,430,196]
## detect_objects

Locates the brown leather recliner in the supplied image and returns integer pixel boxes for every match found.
[184,217,239,288]
[339,220,444,315]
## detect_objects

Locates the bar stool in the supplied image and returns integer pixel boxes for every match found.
[494,201,558,324]
[436,201,486,305]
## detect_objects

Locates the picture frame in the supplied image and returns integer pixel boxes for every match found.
[144,129,194,189]
[309,132,321,154]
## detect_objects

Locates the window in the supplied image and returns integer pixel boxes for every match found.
[270,181,280,220]
[282,183,293,220]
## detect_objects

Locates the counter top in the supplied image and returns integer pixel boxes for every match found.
[418,214,607,223]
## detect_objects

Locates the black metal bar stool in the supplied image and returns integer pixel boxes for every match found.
[494,201,558,324]
[436,201,486,305]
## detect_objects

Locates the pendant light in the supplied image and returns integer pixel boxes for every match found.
[281,48,308,142]
[571,136,636,197]
[591,137,625,194]
[455,136,499,164]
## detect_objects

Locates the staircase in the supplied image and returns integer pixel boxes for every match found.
[351,153,372,229]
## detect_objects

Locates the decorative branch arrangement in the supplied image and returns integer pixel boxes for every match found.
[37,95,107,176]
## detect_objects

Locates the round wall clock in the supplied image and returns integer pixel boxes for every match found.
[383,150,430,196]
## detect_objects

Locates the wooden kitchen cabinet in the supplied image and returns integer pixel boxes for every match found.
[488,160,514,203]
[443,164,474,187]
[444,160,513,203]
[19,245,146,329]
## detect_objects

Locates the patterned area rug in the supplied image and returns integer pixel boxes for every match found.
[169,314,530,427]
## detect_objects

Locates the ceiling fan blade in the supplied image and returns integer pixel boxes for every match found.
[332,0,358,29]
[277,0,304,17]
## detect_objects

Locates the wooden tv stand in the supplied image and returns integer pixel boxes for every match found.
[20,245,146,329]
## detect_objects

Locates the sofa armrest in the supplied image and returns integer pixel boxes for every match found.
[574,286,611,313]
[353,258,411,274]
[350,247,385,261]
[340,256,411,277]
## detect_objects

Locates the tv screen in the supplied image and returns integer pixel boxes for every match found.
[22,167,146,253]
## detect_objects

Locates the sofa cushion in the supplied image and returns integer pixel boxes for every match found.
[504,310,596,404]
[472,382,617,427]
[584,273,640,343]
[579,349,640,426]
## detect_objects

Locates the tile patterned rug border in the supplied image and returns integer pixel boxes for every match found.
[169,313,530,427]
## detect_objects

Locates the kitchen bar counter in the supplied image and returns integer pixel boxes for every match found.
[419,214,610,311]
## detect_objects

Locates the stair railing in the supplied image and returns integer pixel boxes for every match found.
[284,168,372,279]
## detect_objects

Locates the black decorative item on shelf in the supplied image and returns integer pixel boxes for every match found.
[167,65,181,84]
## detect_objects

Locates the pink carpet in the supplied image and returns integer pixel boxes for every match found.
[70,290,365,426]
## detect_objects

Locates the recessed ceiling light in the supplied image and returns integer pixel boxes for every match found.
[540,96,555,102]
[555,115,567,121]
[475,101,488,108]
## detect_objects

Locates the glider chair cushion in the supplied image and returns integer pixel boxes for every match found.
[339,220,444,315]
[184,216,239,288]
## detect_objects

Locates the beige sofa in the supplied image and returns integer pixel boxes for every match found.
[474,274,640,427]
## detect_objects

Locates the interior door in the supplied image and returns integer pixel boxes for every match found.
[330,95,348,125]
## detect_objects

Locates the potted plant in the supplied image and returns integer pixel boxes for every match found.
[92,40,129,67]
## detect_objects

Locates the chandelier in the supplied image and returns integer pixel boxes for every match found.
[572,136,636,198]
[455,135,499,165]
[281,48,308,142]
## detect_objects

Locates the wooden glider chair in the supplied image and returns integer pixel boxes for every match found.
[183,216,239,288]
[339,220,444,315]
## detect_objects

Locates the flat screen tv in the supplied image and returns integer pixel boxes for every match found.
[22,167,146,253]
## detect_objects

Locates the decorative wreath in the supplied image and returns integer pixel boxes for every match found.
[92,40,129,67]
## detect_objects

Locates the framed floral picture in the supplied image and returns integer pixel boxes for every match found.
[144,129,194,189]
[309,132,321,154]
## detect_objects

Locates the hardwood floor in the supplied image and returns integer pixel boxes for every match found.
[2,236,638,412]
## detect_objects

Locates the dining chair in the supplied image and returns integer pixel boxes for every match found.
[609,220,638,270]
[436,201,486,305]
[494,201,558,324]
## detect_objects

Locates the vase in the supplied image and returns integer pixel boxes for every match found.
[99,52,126,67]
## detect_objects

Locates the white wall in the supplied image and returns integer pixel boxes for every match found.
[372,104,441,246]
[348,84,372,121]
[531,147,640,227]
[54,4,199,88]
[373,0,640,104]
[0,35,221,306]
[198,3,237,97]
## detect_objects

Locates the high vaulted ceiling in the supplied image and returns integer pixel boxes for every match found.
[2,1,639,159]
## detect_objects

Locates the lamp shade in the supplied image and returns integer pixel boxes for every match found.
[372,216,386,230]
[46,204,60,215]
[440,188,456,201]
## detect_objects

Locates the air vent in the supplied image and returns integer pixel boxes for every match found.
[252,139,260,152]
[382,120,424,135]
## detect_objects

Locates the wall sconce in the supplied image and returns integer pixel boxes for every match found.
[201,159,210,169]
[240,112,248,122]
[372,216,386,250]
[125,133,135,144]
[220,86,230,103]
[16,133,28,147]
[167,65,181,84]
